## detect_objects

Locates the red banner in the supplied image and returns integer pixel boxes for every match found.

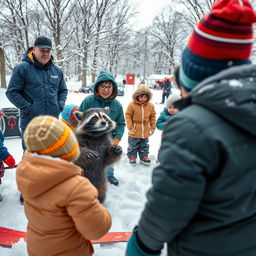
[126,74,135,85]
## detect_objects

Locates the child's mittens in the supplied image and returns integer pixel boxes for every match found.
[150,129,155,135]
[128,128,136,135]
[113,138,120,145]
[3,154,15,168]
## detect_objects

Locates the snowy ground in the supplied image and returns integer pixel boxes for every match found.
[0,80,178,255]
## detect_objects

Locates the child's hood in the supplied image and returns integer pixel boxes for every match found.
[132,86,153,102]
[16,151,82,198]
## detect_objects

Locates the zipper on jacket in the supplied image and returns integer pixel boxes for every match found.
[141,105,144,138]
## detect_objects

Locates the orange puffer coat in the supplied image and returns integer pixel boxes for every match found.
[16,151,111,256]
[125,86,156,138]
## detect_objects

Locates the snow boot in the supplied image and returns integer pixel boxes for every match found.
[140,157,151,166]
[129,157,136,166]
[108,175,119,186]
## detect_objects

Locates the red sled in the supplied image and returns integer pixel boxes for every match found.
[0,226,131,248]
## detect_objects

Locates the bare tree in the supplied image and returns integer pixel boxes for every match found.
[36,0,76,67]
[150,8,184,74]
[0,0,32,60]
[0,42,6,88]
[174,0,215,27]
[103,0,136,76]
[72,0,96,85]
[91,0,119,82]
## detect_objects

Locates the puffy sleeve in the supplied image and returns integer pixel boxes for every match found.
[137,113,219,251]
[66,177,111,240]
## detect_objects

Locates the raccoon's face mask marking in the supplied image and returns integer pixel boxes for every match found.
[75,108,116,137]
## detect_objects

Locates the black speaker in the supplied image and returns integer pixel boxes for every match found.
[0,108,21,138]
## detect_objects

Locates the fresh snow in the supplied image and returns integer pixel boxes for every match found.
[0,81,177,255]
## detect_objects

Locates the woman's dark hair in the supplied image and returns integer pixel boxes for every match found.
[174,66,181,89]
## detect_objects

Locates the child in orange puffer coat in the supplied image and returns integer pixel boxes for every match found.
[125,85,156,166]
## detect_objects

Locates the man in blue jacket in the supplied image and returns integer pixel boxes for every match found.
[6,36,68,205]
[6,36,68,151]
[79,70,125,186]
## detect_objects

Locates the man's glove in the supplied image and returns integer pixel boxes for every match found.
[113,138,120,145]
[126,228,161,256]
[129,128,136,135]
[150,129,155,135]
[3,155,15,168]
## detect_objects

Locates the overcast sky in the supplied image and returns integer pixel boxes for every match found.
[132,0,170,30]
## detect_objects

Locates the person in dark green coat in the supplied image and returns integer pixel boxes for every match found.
[126,0,256,255]
[79,70,125,186]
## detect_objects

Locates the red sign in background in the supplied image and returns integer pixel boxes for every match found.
[126,74,135,85]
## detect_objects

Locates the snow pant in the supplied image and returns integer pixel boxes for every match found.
[0,162,4,184]
[127,136,149,159]
[161,91,171,104]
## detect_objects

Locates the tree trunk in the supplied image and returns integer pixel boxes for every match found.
[81,47,88,85]
[92,43,99,82]
[0,46,7,89]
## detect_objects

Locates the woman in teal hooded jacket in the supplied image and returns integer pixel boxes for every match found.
[79,70,125,186]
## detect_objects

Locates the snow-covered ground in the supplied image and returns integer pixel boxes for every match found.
[0,80,178,255]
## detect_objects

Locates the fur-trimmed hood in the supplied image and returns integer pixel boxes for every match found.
[132,86,153,103]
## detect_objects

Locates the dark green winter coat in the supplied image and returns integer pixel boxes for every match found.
[156,108,175,131]
[137,64,256,256]
[78,71,125,140]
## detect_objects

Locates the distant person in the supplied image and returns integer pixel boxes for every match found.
[125,84,156,166]
[16,115,111,256]
[160,77,172,104]
[6,35,68,204]
[0,115,15,201]
[126,0,256,255]
[122,79,126,85]
[78,70,125,186]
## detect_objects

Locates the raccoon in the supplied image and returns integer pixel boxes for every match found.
[74,107,122,203]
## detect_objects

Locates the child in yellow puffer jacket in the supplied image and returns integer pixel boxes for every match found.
[125,85,156,166]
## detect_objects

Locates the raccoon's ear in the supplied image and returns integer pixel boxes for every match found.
[74,111,83,121]
[104,107,110,114]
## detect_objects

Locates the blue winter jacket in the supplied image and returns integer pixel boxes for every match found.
[6,48,68,129]
[0,131,9,162]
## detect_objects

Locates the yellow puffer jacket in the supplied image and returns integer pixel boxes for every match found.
[125,86,156,138]
[16,151,112,256]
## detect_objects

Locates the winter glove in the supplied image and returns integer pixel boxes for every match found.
[113,138,120,145]
[126,227,161,256]
[150,129,155,135]
[3,154,15,168]
[128,128,136,135]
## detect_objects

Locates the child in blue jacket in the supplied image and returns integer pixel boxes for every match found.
[156,93,180,163]
[0,112,16,201]
[156,93,181,131]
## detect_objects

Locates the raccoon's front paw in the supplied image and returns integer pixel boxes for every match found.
[83,151,100,160]
[113,144,122,155]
